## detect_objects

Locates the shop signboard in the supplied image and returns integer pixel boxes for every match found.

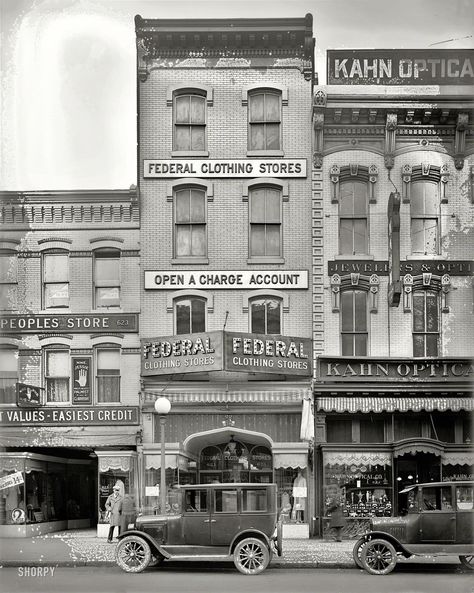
[0,471,24,491]
[141,331,313,377]
[0,313,138,334]
[145,270,309,290]
[327,260,473,276]
[144,159,307,178]
[0,406,139,426]
[318,357,474,382]
[327,49,474,85]
[72,357,92,405]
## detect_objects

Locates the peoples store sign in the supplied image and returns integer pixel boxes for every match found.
[141,331,312,377]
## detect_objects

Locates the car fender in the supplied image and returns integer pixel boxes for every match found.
[362,531,412,557]
[229,529,271,554]
[117,529,171,559]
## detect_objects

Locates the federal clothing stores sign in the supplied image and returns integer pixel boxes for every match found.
[144,159,307,178]
[0,313,138,333]
[327,49,474,85]
[141,331,312,377]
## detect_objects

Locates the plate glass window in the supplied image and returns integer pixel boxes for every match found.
[175,297,206,334]
[175,188,206,257]
[250,187,281,257]
[43,253,69,309]
[339,181,368,255]
[46,350,70,403]
[94,250,120,309]
[97,348,120,403]
[341,290,367,355]
[249,91,281,151]
[174,93,206,151]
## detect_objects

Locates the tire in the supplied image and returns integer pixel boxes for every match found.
[233,537,270,575]
[361,538,397,575]
[115,535,152,573]
[352,537,368,569]
[459,555,474,570]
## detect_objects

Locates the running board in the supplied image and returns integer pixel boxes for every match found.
[164,554,231,562]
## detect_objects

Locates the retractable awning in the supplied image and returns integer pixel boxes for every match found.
[144,388,310,404]
[316,396,473,413]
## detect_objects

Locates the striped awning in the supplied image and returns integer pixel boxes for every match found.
[144,388,310,404]
[316,396,473,413]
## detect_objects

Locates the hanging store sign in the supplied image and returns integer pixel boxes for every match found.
[144,159,307,178]
[72,357,92,405]
[145,270,308,290]
[0,406,139,426]
[141,331,312,377]
[0,313,138,334]
[327,49,474,85]
[318,357,474,382]
[327,260,473,276]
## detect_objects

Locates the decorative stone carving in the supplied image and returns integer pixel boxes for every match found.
[401,164,412,203]
[454,113,469,170]
[368,164,378,203]
[441,274,451,312]
[330,165,340,203]
[313,90,327,107]
[384,113,398,169]
[369,274,380,312]
[403,274,414,312]
[313,112,325,169]
[330,274,341,311]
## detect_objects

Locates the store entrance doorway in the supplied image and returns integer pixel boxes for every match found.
[395,453,441,514]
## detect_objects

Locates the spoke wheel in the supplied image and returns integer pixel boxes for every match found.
[115,535,152,573]
[352,537,368,569]
[233,537,270,575]
[361,538,397,575]
[459,555,474,570]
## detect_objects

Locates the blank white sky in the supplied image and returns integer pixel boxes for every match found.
[1,0,473,190]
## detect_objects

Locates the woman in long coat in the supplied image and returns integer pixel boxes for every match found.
[328,497,346,541]
[105,485,123,542]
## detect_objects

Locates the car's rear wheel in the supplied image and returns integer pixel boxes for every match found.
[459,555,474,570]
[361,538,397,575]
[352,537,368,568]
[115,535,152,573]
[233,537,270,575]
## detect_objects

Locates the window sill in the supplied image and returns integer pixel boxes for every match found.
[406,254,445,260]
[334,254,374,260]
[39,309,71,314]
[246,150,284,158]
[246,257,285,265]
[171,151,209,158]
[171,258,209,265]
[91,308,123,313]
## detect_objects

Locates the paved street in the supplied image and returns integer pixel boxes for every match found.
[0,565,472,593]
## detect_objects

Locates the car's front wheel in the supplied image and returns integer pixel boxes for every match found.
[233,537,270,575]
[352,536,368,569]
[115,535,152,573]
[459,555,474,570]
[361,538,397,575]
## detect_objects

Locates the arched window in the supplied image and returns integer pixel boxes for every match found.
[249,186,282,257]
[175,297,206,334]
[248,90,281,151]
[411,181,439,255]
[341,290,368,355]
[93,249,121,309]
[174,187,206,258]
[339,180,368,255]
[250,297,282,334]
[413,289,439,356]
[173,92,206,152]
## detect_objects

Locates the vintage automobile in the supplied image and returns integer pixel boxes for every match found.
[353,480,474,575]
[115,483,282,574]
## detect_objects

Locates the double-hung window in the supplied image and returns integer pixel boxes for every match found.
[339,181,368,255]
[94,249,120,309]
[175,297,206,334]
[250,297,281,334]
[96,348,120,403]
[174,93,206,152]
[0,349,18,404]
[341,290,368,356]
[175,188,206,258]
[43,252,69,309]
[413,290,439,356]
[0,252,17,311]
[248,90,281,151]
[411,181,439,254]
[45,350,70,403]
[249,186,282,257]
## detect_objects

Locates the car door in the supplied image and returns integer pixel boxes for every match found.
[182,488,211,545]
[210,487,241,546]
[419,485,456,543]
[455,484,473,543]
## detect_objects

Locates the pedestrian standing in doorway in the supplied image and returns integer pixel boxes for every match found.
[328,496,346,542]
[105,483,123,542]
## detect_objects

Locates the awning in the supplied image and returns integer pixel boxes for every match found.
[145,454,179,470]
[0,426,140,448]
[393,438,445,458]
[144,388,310,404]
[317,396,473,413]
[442,452,474,466]
[323,451,392,466]
[273,452,307,469]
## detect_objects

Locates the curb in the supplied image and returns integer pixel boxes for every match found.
[0,560,356,569]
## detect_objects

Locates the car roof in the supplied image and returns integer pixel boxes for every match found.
[177,483,276,490]
[399,480,473,494]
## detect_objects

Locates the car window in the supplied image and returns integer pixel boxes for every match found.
[215,489,238,513]
[242,489,267,512]
[422,486,452,511]
[184,489,208,512]
[456,485,473,511]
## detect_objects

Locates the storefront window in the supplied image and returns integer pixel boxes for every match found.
[1,463,26,525]
[442,464,473,482]
[144,468,179,514]
[99,471,129,523]
[275,467,308,524]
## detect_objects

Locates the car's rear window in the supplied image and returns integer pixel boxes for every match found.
[242,489,267,512]
[215,489,238,513]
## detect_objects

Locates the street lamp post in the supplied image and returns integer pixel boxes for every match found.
[154,397,171,515]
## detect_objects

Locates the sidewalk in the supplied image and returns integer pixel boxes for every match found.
[0,529,464,569]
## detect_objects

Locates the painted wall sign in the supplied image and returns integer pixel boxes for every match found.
[327,49,474,85]
[318,357,474,382]
[0,313,138,334]
[16,383,42,407]
[145,270,309,290]
[143,159,307,178]
[141,331,312,377]
[0,471,24,491]
[72,357,92,405]
[0,406,140,426]
[327,260,473,276]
